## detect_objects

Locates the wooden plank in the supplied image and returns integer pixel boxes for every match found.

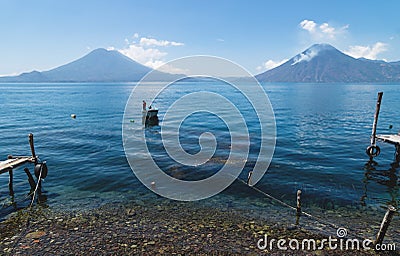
[0,157,35,174]
[376,134,400,145]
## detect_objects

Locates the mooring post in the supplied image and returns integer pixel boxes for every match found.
[295,190,302,225]
[247,171,253,185]
[296,190,302,215]
[28,133,37,162]
[8,169,14,196]
[366,92,383,160]
[375,205,397,245]
[370,92,383,147]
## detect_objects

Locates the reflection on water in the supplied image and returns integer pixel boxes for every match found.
[363,158,399,208]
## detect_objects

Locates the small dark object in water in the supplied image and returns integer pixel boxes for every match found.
[389,124,393,129]
[145,109,159,127]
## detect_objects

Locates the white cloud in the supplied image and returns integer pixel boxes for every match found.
[114,34,184,72]
[257,59,288,71]
[299,19,348,41]
[291,44,338,65]
[292,50,319,65]
[344,42,388,60]
[319,23,335,38]
[300,20,316,33]
[118,44,167,69]
[139,37,184,47]
[291,44,336,65]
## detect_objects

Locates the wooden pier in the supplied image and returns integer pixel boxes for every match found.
[0,133,47,196]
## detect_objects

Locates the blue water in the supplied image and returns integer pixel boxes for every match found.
[0,82,399,240]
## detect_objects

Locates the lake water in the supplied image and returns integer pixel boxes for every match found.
[0,82,399,241]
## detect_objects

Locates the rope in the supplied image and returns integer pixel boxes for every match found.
[235,176,341,230]
[29,163,43,208]
[235,175,397,242]
[0,165,42,210]
[7,161,45,254]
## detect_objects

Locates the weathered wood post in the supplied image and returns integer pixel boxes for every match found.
[247,171,253,185]
[296,190,302,215]
[28,133,37,163]
[24,167,36,194]
[375,205,397,245]
[8,169,14,196]
[366,92,383,160]
[295,190,302,225]
[371,92,383,146]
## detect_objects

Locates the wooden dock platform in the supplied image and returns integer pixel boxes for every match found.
[0,156,36,175]
[376,134,400,145]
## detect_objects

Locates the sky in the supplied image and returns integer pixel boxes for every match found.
[1,0,400,76]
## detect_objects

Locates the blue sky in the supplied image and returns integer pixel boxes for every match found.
[1,0,400,76]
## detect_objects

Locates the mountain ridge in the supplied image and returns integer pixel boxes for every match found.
[256,44,400,83]
[0,48,178,82]
[1,44,400,83]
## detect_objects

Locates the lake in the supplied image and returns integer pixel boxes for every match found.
[0,82,399,242]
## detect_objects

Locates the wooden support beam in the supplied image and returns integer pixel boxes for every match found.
[295,190,302,225]
[28,133,37,162]
[24,167,36,194]
[247,171,253,185]
[8,169,14,196]
[375,205,396,245]
[370,92,383,146]
[296,190,302,216]
[395,144,400,163]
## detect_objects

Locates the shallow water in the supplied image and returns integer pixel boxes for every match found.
[0,82,399,242]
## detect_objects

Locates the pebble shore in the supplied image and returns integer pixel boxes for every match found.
[0,199,397,255]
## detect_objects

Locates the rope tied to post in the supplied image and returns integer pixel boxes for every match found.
[29,161,46,208]
[236,177,342,230]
